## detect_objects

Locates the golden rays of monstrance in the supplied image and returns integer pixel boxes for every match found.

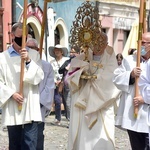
[69,1,103,55]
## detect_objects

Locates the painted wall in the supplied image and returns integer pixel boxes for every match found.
[3,0,12,50]
[16,0,83,39]
[101,16,113,46]
[14,0,150,56]
[47,0,83,40]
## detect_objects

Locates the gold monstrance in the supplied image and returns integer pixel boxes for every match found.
[69,1,103,79]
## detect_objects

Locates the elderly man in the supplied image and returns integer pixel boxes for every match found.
[138,32,150,149]
[0,22,44,150]
[67,32,120,150]
[49,44,69,125]
[26,38,55,150]
[113,32,150,150]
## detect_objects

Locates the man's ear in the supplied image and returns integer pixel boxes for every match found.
[11,32,15,41]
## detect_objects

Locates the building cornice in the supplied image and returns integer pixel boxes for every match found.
[99,2,139,19]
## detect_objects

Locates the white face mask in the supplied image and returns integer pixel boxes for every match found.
[140,46,147,56]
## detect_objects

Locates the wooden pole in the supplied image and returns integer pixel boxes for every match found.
[18,0,28,110]
[39,0,51,59]
[134,0,145,118]
[143,0,147,33]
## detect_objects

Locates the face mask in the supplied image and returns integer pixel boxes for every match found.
[14,36,22,47]
[140,46,147,56]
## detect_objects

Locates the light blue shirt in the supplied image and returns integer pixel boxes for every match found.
[8,46,30,67]
[8,46,29,57]
[8,46,20,57]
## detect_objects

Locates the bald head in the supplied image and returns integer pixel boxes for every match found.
[93,32,108,55]
[142,32,150,42]
[141,32,150,60]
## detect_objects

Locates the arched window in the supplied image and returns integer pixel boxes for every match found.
[28,23,35,39]
[54,27,60,45]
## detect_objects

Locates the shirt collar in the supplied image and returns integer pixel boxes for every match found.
[8,46,29,57]
[8,46,20,57]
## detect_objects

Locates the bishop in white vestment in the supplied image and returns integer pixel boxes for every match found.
[67,44,120,150]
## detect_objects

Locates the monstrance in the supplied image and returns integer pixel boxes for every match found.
[69,1,104,79]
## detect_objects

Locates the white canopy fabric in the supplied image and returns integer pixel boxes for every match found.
[122,20,139,57]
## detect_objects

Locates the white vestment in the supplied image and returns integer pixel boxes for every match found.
[67,46,120,150]
[139,58,150,127]
[113,54,149,133]
[0,49,44,126]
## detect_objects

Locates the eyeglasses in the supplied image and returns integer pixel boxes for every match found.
[142,41,150,45]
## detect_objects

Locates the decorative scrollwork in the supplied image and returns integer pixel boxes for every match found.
[69,1,102,53]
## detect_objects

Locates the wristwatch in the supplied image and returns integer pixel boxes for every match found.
[25,59,31,65]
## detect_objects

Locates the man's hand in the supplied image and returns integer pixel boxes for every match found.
[65,64,70,71]
[55,80,61,87]
[12,93,24,104]
[133,95,144,106]
[131,67,142,78]
[20,48,30,62]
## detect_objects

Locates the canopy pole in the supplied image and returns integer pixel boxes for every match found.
[134,0,145,118]
[143,0,147,33]
[18,0,28,110]
[39,0,51,59]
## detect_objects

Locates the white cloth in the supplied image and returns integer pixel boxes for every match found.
[139,59,150,105]
[139,59,150,127]
[113,54,149,133]
[0,50,44,126]
[50,57,69,83]
[67,46,120,150]
[39,60,55,122]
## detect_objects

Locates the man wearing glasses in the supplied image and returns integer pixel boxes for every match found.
[140,32,150,60]
[138,32,150,150]
[113,32,150,150]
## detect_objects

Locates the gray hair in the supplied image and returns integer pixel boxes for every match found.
[26,38,38,48]
[11,22,23,33]
[11,22,29,33]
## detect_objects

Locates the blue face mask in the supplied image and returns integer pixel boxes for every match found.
[141,46,147,56]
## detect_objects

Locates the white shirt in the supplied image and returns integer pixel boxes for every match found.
[50,57,69,83]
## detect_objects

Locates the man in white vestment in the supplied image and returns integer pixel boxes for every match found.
[113,32,150,150]
[138,32,150,149]
[67,32,120,150]
[0,22,44,150]
[26,38,55,150]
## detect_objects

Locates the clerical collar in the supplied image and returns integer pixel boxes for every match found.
[141,56,146,62]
